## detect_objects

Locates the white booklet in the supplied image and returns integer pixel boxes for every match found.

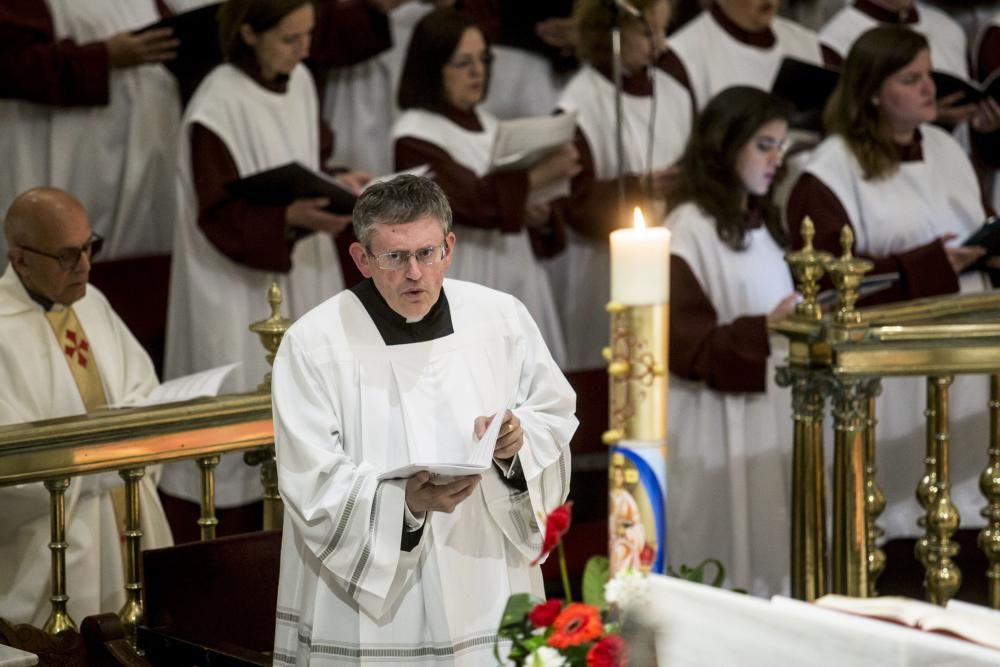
[116,362,241,408]
[378,410,506,483]
[363,164,431,190]
[489,112,578,206]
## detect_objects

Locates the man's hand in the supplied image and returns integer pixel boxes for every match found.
[405,472,480,514]
[475,409,523,460]
[107,28,179,69]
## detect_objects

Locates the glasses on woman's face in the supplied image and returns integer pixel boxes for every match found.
[446,51,493,71]
[18,233,104,271]
[368,243,448,271]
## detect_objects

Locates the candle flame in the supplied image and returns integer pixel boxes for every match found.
[633,207,646,230]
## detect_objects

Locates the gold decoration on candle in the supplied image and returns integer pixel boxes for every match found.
[785,217,832,320]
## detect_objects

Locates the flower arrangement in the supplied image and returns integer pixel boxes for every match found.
[495,502,644,667]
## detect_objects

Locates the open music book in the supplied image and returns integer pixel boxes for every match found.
[490,111,578,206]
[377,410,506,483]
[115,362,240,408]
[815,595,1000,651]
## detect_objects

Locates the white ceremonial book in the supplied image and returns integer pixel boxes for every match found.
[378,410,506,483]
[489,111,578,206]
[117,362,241,407]
[815,594,1000,651]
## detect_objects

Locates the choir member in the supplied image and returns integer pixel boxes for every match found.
[549,0,693,370]
[665,86,798,596]
[0,0,181,261]
[392,7,578,364]
[662,0,825,111]
[788,25,996,541]
[162,0,367,527]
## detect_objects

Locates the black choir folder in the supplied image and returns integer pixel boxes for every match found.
[226,162,357,215]
[138,3,224,102]
[963,216,1000,278]
[933,68,1000,105]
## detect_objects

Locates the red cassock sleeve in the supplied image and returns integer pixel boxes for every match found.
[786,172,959,304]
[669,255,771,393]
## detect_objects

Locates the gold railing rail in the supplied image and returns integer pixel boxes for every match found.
[777,219,1000,608]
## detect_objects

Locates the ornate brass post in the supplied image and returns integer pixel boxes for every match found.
[980,374,1000,609]
[915,380,940,568]
[249,282,291,530]
[824,225,876,596]
[197,455,221,540]
[43,477,76,634]
[924,375,961,605]
[776,367,829,600]
[864,395,886,595]
[118,467,145,649]
[779,217,835,600]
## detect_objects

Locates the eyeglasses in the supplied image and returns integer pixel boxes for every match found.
[368,243,448,271]
[446,51,494,71]
[18,234,103,271]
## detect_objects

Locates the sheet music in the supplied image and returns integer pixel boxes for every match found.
[377,409,506,482]
[120,362,241,407]
[489,111,578,173]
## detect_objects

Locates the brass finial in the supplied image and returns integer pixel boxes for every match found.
[784,216,832,320]
[249,282,292,393]
[823,225,873,325]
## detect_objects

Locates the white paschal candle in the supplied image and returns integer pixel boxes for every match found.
[609,207,670,305]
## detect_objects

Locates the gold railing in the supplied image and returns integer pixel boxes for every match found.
[0,283,292,646]
[777,220,1000,607]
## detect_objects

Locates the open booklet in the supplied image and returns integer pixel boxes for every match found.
[377,410,506,483]
[815,594,1000,651]
[490,111,578,206]
[226,164,430,215]
[933,68,1000,105]
[963,216,1000,273]
[113,362,240,408]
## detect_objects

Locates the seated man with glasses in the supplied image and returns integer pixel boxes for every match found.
[270,175,577,665]
[0,187,173,627]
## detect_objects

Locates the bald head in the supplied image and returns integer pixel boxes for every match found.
[5,188,94,305]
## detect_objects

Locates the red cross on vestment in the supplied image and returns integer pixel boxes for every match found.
[63,329,90,368]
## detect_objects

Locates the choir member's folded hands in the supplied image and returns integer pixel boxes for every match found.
[107,28,179,69]
[528,144,582,190]
[405,472,480,514]
[285,197,352,234]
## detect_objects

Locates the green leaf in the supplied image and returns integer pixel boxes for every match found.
[498,593,544,636]
[582,556,610,609]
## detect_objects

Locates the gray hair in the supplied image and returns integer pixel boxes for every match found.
[352,175,453,247]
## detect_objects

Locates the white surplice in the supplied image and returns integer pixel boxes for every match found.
[271,279,576,665]
[664,203,795,597]
[669,11,823,111]
[0,266,173,626]
[162,63,344,507]
[0,0,180,261]
[550,64,692,370]
[392,108,568,366]
[820,3,969,78]
[803,125,991,539]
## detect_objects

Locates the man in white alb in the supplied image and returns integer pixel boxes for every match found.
[271,175,577,665]
[0,188,172,626]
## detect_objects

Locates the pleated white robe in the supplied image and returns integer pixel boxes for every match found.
[664,203,795,597]
[0,266,173,626]
[271,279,576,665]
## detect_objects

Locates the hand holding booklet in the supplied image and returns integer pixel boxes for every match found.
[378,410,506,483]
[490,112,578,206]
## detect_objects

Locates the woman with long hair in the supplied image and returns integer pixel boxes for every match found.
[392,7,578,363]
[665,85,798,596]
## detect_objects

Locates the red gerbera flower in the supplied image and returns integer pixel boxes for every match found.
[546,602,603,649]
[586,634,629,667]
[528,599,563,628]
[532,501,573,566]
